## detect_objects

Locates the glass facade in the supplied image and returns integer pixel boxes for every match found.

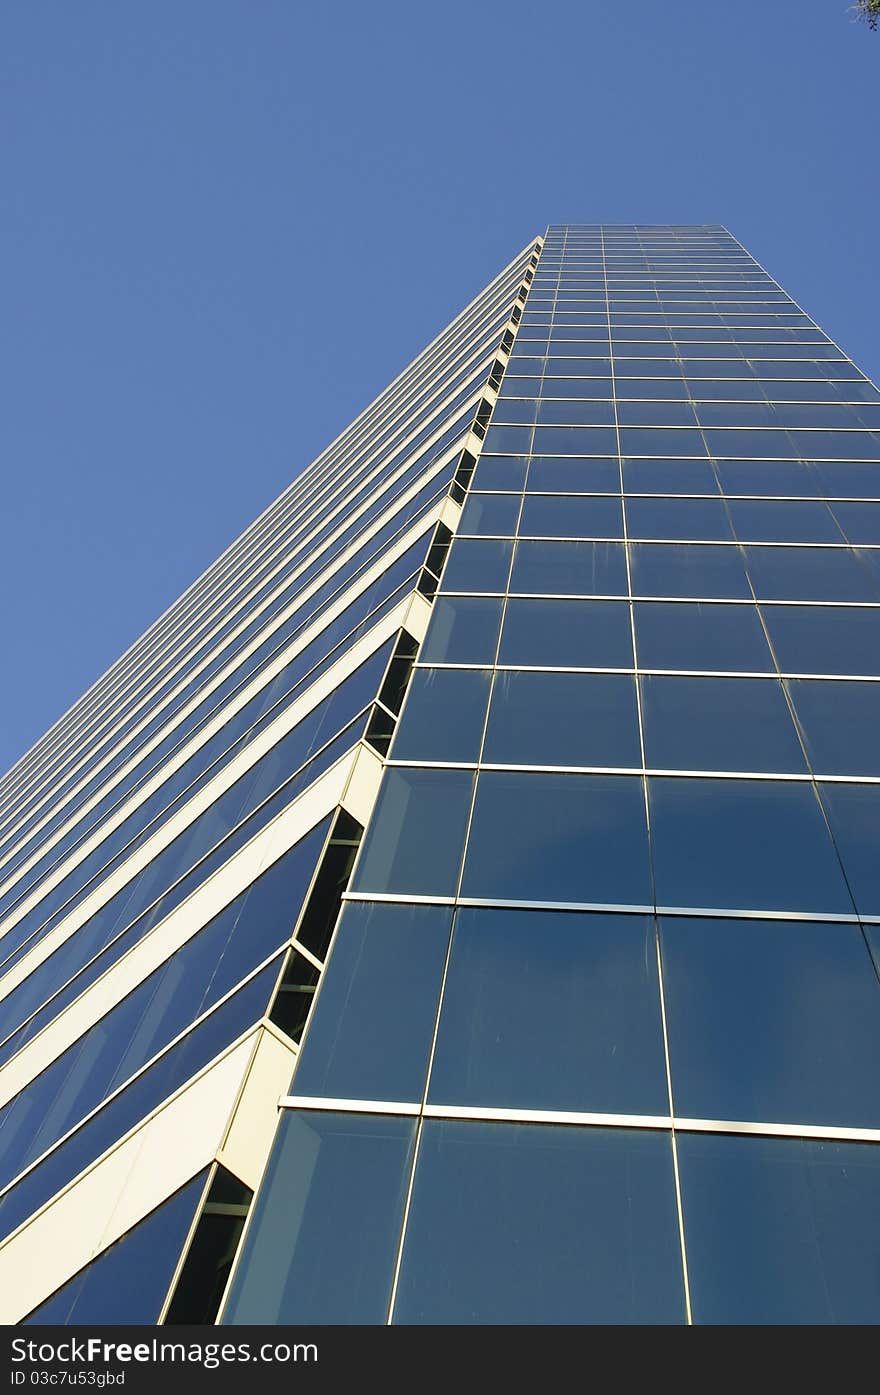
[226,226,880,1327]
[4,225,880,1326]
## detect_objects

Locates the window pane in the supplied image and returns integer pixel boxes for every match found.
[634,602,774,673]
[499,599,634,669]
[393,1121,685,1324]
[640,675,806,773]
[761,605,880,677]
[461,771,651,906]
[469,454,528,490]
[829,501,880,545]
[629,543,751,599]
[439,538,512,592]
[391,668,491,763]
[525,455,620,493]
[619,427,707,457]
[428,908,667,1113]
[787,679,880,776]
[814,460,880,499]
[536,399,615,426]
[661,917,880,1126]
[818,782,880,916]
[728,500,843,544]
[617,401,698,427]
[222,1111,415,1324]
[519,495,624,539]
[678,1133,880,1324]
[744,546,879,603]
[351,767,474,897]
[482,425,533,455]
[510,539,628,597]
[483,670,641,768]
[623,457,719,495]
[649,777,853,915]
[532,426,618,456]
[419,597,503,665]
[626,498,733,541]
[457,494,521,538]
[292,902,452,1103]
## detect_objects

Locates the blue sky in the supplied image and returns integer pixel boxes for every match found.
[1,0,877,773]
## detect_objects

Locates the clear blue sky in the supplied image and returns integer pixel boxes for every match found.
[1,0,877,774]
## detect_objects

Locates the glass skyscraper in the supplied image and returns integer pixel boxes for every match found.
[2,226,880,1326]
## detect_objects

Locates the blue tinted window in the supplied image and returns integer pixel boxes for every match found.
[429,908,667,1113]
[419,597,503,665]
[439,538,512,592]
[629,543,751,599]
[787,679,880,776]
[482,425,533,455]
[745,546,879,602]
[626,498,733,542]
[728,500,843,544]
[616,380,691,401]
[788,430,880,460]
[640,675,806,773]
[531,426,618,456]
[26,1173,207,1324]
[491,398,537,425]
[662,917,880,1126]
[393,1121,685,1324]
[510,540,627,596]
[461,771,651,907]
[457,494,521,538]
[535,399,615,426]
[761,605,880,677]
[524,455,620,493]
[679,1133,880,1324]
[649,777,853,915]
[483,670,640,768]
[617,401,698,427]
[634,602,773,672]
[703,429,796,459]
[351,767,474,897]
[292,902,452,1103]
[499,599,633,669]
[818,782,880,916]
[222,1111,415,1324]
[470,455,528,490]
[618,427,707,457]
[623,457,719,495]
[540,377,614,399]
[519,495,624,539]
[814,460,880,499]
[391,668,491,763]
[830,502,880,545]
[500,374,541,396]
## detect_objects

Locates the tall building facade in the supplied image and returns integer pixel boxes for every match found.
[1,227,879,1325]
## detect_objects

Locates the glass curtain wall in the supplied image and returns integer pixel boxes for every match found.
[225,226,880,1326]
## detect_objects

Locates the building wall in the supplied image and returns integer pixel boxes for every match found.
[222,226,880,1325]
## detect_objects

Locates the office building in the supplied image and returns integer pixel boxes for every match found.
[3,228,880,1325]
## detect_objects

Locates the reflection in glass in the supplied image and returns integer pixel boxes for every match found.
[394,1120,685,1324]
[429,908,667,1113]
[223,1111,415,1324]
[649,777,853,915]
[679,1133,880,1324]
[461,771,651,906]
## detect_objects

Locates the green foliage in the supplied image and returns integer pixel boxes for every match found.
[854,0,880,29]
